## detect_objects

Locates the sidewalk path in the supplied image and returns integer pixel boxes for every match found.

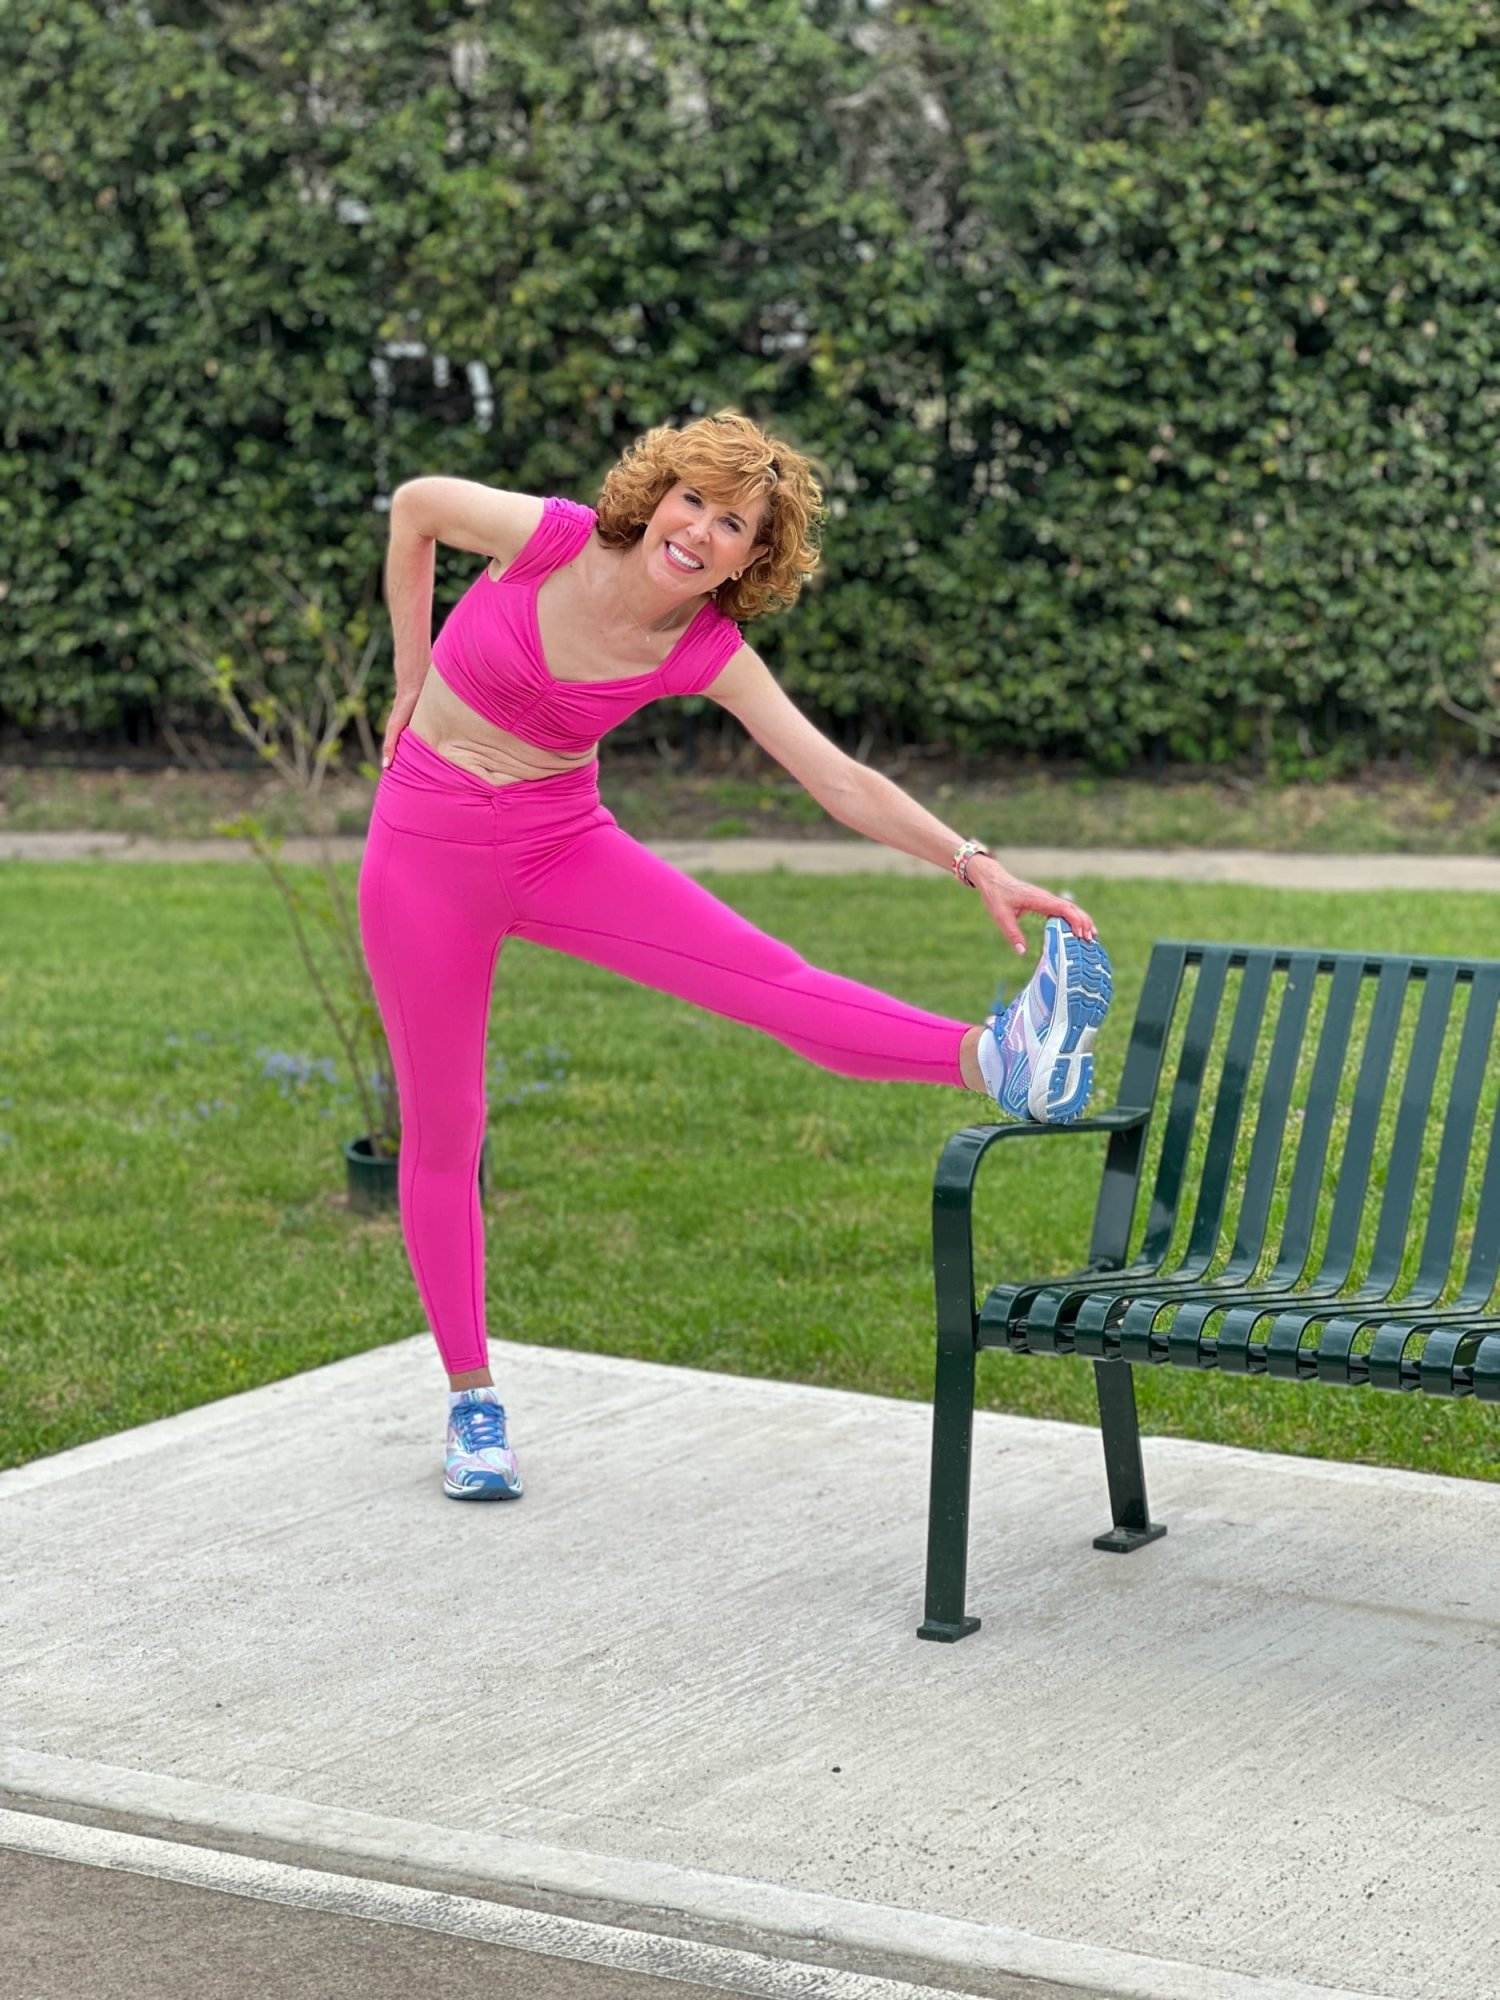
[4,827,1500,890]
[3,1337,1496,2000]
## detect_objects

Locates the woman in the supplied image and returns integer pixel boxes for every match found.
[360,409,1111,1501]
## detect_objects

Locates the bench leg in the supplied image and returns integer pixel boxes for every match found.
[1091,1360,1168,1554]
[917,1335,982,1642]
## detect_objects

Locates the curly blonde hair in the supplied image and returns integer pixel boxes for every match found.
[593,408,826,624]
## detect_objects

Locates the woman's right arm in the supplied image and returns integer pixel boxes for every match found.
[384,507,438,700]
[379,480,543,764]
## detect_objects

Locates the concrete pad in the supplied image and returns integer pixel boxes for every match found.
[2,1339,1496,2000]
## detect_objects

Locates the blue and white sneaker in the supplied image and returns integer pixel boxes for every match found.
[443,1386,524,1500]
[976,915,1113,1123]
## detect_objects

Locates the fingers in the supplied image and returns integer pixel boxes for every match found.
[988,886,1098,950]
[381,687,421,769]
[381,710,409,769]
[1029,888,1097,941]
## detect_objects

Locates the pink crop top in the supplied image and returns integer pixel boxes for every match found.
[429,494,745,754]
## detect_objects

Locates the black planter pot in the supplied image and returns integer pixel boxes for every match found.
[344,1133,491,1214]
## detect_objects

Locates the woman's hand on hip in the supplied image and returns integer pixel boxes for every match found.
[380,685,422,770]
[970,859,1097,954]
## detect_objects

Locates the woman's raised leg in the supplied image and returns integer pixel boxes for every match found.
[509,819,974,1086]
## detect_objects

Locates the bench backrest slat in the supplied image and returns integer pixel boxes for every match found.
[1309,958,1411,1288]
[1411,965,1500,1298]
[1257,955,1364,1285]
[1451,1076,1500,1306]
[1360,963,1460,1294]
[1180,953,1275,1273]
[1090,942,1190,1267]
[1224,951,1320,1276]
[1138,948,1231,1265]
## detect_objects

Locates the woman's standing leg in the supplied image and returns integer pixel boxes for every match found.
[358,803,510,1383]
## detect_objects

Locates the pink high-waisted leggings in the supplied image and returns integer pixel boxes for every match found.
[357,727,973,1377]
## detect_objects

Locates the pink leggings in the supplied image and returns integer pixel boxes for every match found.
[357,727,973,1376]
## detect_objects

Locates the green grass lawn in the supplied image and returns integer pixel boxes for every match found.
[2,861,1498,1484]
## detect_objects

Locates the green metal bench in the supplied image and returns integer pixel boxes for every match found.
[918,940,1500,1643]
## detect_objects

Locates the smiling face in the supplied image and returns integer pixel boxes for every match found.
[642,479,771,598]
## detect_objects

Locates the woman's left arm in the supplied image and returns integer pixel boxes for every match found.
[820,763,1096,955]
[700,645,1096,955]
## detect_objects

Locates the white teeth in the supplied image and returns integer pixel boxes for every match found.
[666,541,703,570]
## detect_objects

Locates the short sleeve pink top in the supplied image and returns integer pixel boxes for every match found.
[429,495,745,755]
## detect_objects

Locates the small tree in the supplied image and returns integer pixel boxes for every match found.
[171,562,398,1161]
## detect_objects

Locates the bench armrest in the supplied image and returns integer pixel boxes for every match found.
[932,1108,1153,1345]
[975,1108,1151,1137]
[936,1106,1151,1199]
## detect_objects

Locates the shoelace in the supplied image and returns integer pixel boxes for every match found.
[453,1401,509,1453]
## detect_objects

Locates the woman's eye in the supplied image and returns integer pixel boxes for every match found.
[685,490,739,530]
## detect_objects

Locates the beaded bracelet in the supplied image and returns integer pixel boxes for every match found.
[952,838,992,887]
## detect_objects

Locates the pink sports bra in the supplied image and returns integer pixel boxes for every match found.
[429,495,744,755]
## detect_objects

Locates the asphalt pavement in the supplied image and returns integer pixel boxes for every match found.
[3,1821,1095,2000]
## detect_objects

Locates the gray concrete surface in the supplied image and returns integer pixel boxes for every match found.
[3,1337,1495,2000]
[4,825,1500,889]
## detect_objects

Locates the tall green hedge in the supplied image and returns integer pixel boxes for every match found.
[3,0,1496,769]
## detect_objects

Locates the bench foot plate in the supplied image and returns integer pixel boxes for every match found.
[1093,1521,1168,1554]
[916,1615,982,1643]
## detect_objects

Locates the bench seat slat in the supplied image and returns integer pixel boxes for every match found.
[999,1310,1498,1395]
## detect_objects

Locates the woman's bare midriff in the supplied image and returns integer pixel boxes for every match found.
[406,663,598,788]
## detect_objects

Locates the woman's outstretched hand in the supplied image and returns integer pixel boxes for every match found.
[969,859,1097,955]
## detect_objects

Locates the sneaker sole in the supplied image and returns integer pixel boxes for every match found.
[443,1473,524,1500]
[1024,928,1113,1123]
